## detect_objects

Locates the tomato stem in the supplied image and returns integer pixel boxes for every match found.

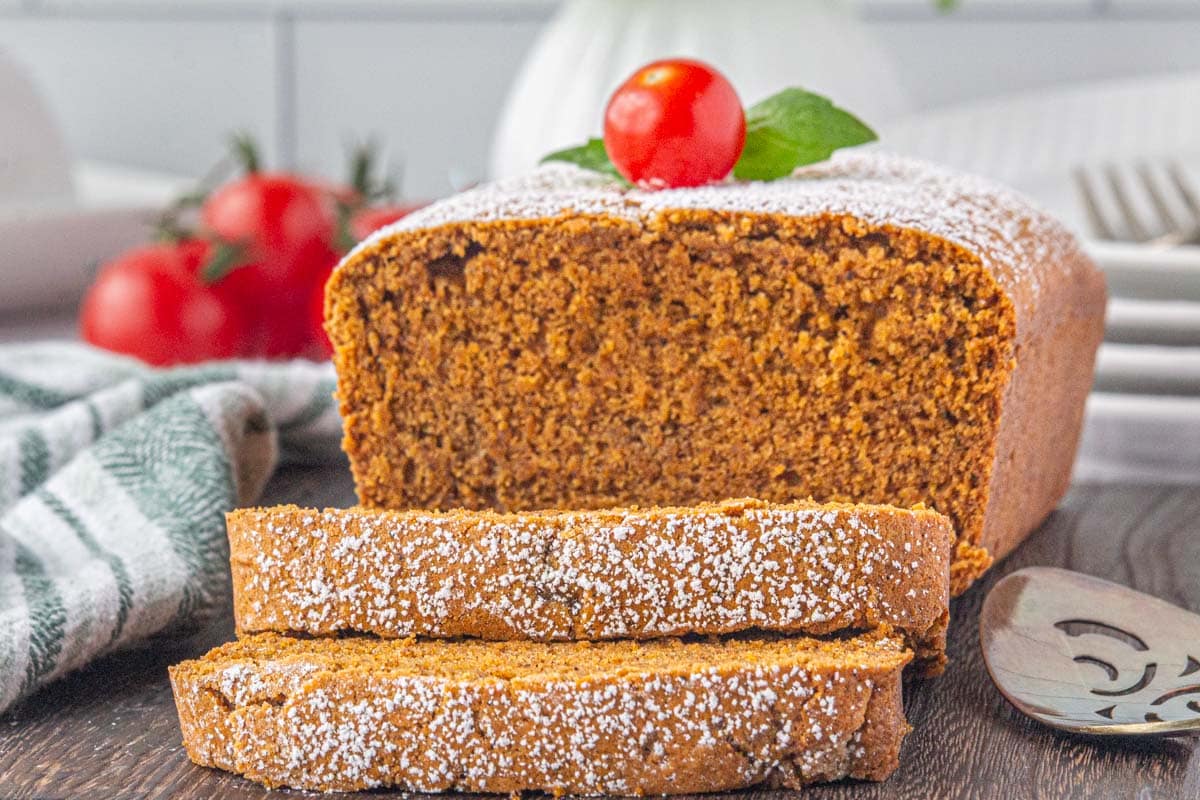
[347,139,397,204]
[153,144,246,242]
[200,241,247,284]
[334,206,358,255]
[230,132,262,175]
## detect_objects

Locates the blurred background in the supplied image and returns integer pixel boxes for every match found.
[3,0,1200,479]
[4,0,1200,197]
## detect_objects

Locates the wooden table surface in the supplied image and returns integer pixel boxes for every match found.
[1,465,1198,799]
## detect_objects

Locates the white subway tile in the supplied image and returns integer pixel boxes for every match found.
[1106,0,1200,17]
[872,18,1200,109]
[292,17,544,199]
[25,0,556,20]
[0,18,279,177]
[861,0,1097,20]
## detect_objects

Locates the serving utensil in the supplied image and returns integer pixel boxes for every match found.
[981,567,1200,736]
[1075,161,1200,247]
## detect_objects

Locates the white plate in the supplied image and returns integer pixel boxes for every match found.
[884,71,1200,232]
[1076,392,1200,484]
[0,161,189,311]
[0,204,157,311]
[1106,296,1200,346]
[1087,241,1200,302]
[1094,342,1200,396]
[0,50,72,207]
[886,71,1200,304]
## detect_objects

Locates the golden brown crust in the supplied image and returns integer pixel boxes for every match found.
[971,246,1106,588]
[327,157,1105,595]
[227,498,952,673]
[169,631,911,794]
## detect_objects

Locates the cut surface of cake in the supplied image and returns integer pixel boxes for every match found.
[228,498,952,670]
[169,630,910,794]
[327,153,1106,593]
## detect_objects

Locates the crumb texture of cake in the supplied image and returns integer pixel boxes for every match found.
[228,498,951,671]
[327,153,1106,594]
[169,630,910,794]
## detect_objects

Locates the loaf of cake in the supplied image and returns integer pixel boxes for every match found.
[228,498,952,670]
[169,629,910,794]
[327,153,1105,593]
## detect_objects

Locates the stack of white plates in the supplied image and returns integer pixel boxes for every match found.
[1078,243,1200,483]
[885,71,1200,484]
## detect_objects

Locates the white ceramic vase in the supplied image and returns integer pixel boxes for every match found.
[489,0,910,179]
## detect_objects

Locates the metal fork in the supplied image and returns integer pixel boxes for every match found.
[1074,161,1200,247]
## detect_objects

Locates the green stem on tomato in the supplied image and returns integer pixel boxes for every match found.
[200,241,248,284]
[334,205,358,255]
[230,131,261,175]
[347,139,398,204]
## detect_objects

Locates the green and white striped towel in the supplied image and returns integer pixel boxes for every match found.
[0,343,342,714]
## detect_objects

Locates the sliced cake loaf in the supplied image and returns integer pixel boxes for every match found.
[326,153,1106,594]
[169,630,911,794]
[228,498,952,671]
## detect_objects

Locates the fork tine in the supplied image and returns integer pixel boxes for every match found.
[1073,167,1118,240]
[1167,162,1200,224]
[1135,162,1181,235]
[1105,164,1150,241]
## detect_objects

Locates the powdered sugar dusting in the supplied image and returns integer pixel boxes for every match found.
[229,499,950,657]
[347,152,1089,307]
[173,632,909,793]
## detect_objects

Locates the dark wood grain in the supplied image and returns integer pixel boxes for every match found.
[1,474,1197,799]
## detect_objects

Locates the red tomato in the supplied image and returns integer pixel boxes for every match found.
[80,243,250,366]
[172,238,267,358]
[255,289,324,359]
[603,59,745,188]
[306,266,334,359]
[200,173,336,296]
[170,237,321,361]
[172,237,212,273]
[348,203,426,243]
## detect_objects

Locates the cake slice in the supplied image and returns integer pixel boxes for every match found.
[169,630,911,794]
[228,498,952,671]
[326,153,1106,594]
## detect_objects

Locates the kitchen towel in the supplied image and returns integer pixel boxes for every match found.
[0,343,341,714]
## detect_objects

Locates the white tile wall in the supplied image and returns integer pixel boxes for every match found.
[878,19,1200,109]
[1105,1,1200,15]
[292,17,543,197]
[865,0,1099,17]
[0,17,280,175]
[864,0,1200,15]
[4,0,1200,199]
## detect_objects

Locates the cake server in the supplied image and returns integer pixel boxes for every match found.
[981,566,1200,736]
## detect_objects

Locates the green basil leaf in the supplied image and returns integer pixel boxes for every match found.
[540,138,626,182]
[733,88,877,181]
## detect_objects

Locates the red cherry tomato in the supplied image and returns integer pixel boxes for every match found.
[306,266,334,359]
[80,243,250,366]
[603,59,745,189]
[172,237,212,273]
[175,238,255,327]
[171,237,323,361]
[200,173,336,296]
[200,175,341,360]
[348,203,426,243]
[255,289,324,359]
[173,238,267,358]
